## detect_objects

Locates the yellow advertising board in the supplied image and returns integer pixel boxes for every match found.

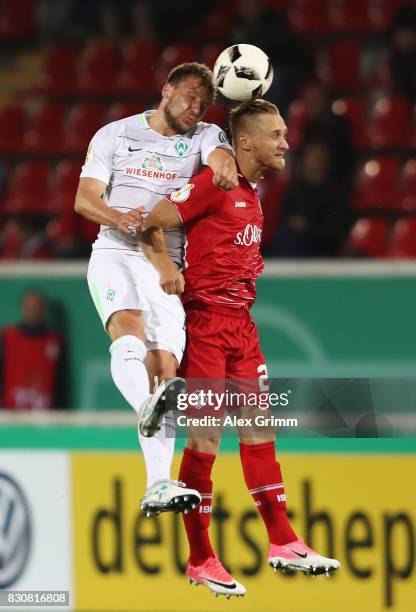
[72,453,416,612]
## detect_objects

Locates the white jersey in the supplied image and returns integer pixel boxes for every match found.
[80,110,231,264]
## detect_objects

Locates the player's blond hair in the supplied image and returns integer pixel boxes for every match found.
[229,99,279,138]
[167,62,216,104]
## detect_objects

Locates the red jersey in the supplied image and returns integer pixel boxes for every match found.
[167,167,264,309]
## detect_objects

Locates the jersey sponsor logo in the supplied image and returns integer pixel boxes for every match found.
[124,167,177,180]
[174,137,189,158]
[235,201,247,208]
[234,224,262,246]
[106,289,116,301]
[170,183,194,203]
[219,131,229,144]
[142,153,163,171]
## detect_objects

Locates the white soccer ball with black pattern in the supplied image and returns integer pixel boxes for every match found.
[213,44,273,102]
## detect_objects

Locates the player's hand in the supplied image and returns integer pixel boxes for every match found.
[116,207,146,235]
[212,157,239,191]
[159,260,185,295]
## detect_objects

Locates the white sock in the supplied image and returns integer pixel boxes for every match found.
[109,335,176,489]
[139,410,176,489]
[109,335,150,413]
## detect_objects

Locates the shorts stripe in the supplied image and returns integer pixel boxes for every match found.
[91,282,106,325]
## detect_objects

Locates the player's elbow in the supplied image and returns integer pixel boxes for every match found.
[74,195,85,216]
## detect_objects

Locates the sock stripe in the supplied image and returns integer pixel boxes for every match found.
[249,483,285,494]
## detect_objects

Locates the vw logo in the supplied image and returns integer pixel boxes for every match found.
[0,472,31,588]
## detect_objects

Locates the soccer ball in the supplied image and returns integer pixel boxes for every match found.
[213,44,273,102]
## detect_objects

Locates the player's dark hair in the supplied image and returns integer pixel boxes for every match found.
[167,62,216,103]
[229,99,279,138]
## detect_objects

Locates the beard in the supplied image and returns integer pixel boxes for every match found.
[164,104,189,135]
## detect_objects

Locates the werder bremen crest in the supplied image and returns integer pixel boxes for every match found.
[174,137,189,158]
[142,154,163,171]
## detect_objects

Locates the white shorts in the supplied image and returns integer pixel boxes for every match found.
[87,250,186,364]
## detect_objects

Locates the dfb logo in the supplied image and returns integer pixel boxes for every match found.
[0,473,31,588]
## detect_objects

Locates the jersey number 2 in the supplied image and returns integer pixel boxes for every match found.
[257,364,269,392]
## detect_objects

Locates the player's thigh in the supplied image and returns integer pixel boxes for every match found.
[226,315,273,443]
[226,315,268,384]
[87,251,148,340]
[180,309,227,379]
[138,259,186,367]
[107,309,145,343]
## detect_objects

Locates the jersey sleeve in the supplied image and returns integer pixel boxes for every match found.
[80,122,118,184]
[166,167,217,225]
[200,123,233,165]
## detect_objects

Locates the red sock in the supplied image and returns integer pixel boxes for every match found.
[240,441,297,545]
[178,447,216,565]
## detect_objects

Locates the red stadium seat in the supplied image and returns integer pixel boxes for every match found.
[408,104,416,149]
[156,44,198,86]
[367,96,410,149]
[0,0,34,40]
[398,159,416,213]
[332,97,367,149]
[37,46,78,95]
[288,0,331,33]
[62,103,105,154]
[368,0,404,32]
[117,43,159,94]
[258,171,290,249]
[286,100,307,150]
[23,103,64,154]
[106,102,145,124]
[353,157,399,212]
[1,161,50,215]
[76,41,119,95]
[0,103,24,154]
[329,0,371,32]
[317,40,362,88]
[47,161,81,215]
[387,218,416,258]
[344,218,388,257]
[203,104,227,128]
[200,43,225,69]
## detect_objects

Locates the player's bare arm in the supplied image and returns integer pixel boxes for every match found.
[140,227,184,295]
[74,177,143,235]
[141,199,183,232]
[207,147,238,191]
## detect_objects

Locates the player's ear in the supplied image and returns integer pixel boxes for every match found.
[161,83,174,100]
[239,133,251,151]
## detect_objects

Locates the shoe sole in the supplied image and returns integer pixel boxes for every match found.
[141,492,201,517]
[188,577,245,598]
[139,377,186,437]
[269,559,339,577]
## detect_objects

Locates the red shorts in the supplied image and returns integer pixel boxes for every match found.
[180,302,267,382]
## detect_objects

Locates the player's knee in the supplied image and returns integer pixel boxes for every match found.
[239,434,275,446]
[187,437,220,455]
[107,310,145,342]
[109,335,147,363]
